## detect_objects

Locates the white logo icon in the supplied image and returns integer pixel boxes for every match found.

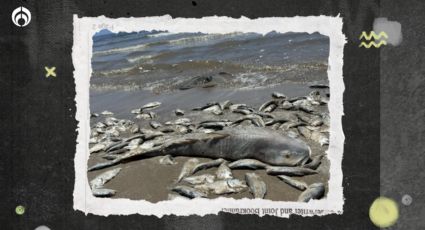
[11,6,31,27]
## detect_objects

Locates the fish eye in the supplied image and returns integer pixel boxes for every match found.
[282,150,291,158]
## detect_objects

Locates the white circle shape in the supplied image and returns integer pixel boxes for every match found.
[35,225,50,230]
[402,194,412,206]
[11,6,31,27]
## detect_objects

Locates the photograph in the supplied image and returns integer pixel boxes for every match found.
[86,28,331,203]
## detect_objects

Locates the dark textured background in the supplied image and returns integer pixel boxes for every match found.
[0,0,422,229]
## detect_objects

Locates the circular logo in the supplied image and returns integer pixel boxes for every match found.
[15,205,25,215]
[11,6,31,27]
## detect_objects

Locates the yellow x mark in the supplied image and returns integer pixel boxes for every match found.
[45,66,56,78]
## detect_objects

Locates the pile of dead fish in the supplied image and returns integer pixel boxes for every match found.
[88,88,330,202]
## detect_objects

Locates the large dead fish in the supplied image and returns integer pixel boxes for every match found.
[166,127,311,166]
[88,127,311,171]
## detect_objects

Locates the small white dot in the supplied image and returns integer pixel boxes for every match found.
[35,225,50,230]
[401,194,412,206]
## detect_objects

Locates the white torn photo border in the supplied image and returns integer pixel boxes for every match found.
[72,15,346,217]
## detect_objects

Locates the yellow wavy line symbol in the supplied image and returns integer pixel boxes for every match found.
[359,31,388,40]
[359,40,387,48]
[359,31,388,48]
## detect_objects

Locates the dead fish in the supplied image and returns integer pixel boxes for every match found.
[298,126,329,145]
[101,110,114,116]
[297,183,325,202]
[104,128,120,137]
[95,122,106,128]
[219,100,232,110]
[193,102,220,111]
[192,158,225,174]
[131,108,142,114]
[272,92,287,99]
[195,179,247,195]
[91,130,99,137]
[182,174,215,185]
[175,109,185,116]
[130,124,140,133]
[229,104,249,111]
[125,138,143,150]
[106,142,128,153]
[279,121,305,131]
[232,115,264,127]
[307,90,322,105]
[165,118,191,126]
[172,185,207,198]
[320,112,330,127]
[135,113,152,120]
[177,158,200,182]
[92,188,116,197]
[141,101,161,110]
[104,117,118,126]
[311,131,329,146]
[232,108,252,115]
[266,166,317,176]
[245,173,267,199]
[159,155,176,165]
[228,159,268,170]
[90,168,122,189]
[174,125,189,134]
[293,99,315,113]
[198,121,231,130]
[286,129,300,139]
[203,105,223,115]
[259,100,279,113]
[297,113,323,127]
[253,112,275,119]
[179,75,215,90]
[303,155,324,170]
[89,143,106,154]
[216,163,233,180]
[277,175,308,191]
[280,101,293,110]
[309,83,329,89]
[150,121,162,129]
[168,193,190,200]
[89,137,98,144]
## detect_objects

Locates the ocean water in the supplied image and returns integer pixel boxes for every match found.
[90,30,330,114]
[91,30,329,91]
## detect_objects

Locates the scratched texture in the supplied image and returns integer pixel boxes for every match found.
[0,0,407,229]
[380,0,425,229]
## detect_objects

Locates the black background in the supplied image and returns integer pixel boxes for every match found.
[1,0,423,229]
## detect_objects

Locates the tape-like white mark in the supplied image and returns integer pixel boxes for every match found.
[373,17,402,46]
[72,15,346,218]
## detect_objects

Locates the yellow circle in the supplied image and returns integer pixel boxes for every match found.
[15,205,25,215]
[369,197,399,228]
